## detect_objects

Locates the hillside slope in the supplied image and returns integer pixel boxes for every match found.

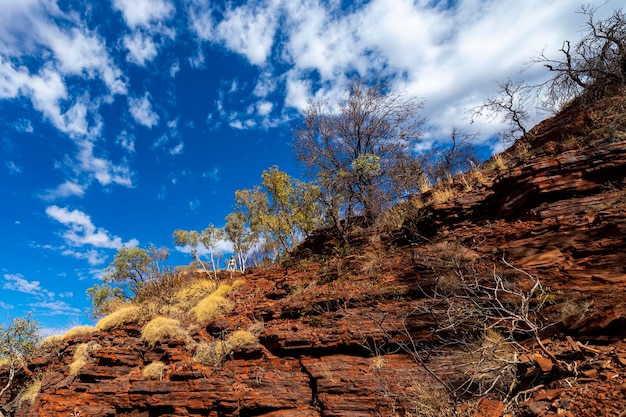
[3,89,626,417]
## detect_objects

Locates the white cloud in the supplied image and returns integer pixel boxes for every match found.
[41,180,86,200]
[43,25,126,95]
[0,301,13,310]
[112,0,175,28]
[3,273,54,298]
[169,142,184,155]
[13,119,33,132]
[188,197,200,212]
[28,300,82,316]
[45,205,138,249]
[202,167,220,182]
[5,160,22,175]
[61,248,107,266]
[76,140,134,187]
[123,31,158,66]
[257,101,273,116]
[116,131,136,153]
[186,0,610,144]
[129,93,159,128]
[214,0,281,66]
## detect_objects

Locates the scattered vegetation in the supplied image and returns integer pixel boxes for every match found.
[18,374,43,406]
[172,226,223,278]
[39,335,63,350]
[235,166,322,258]
[293,79,425,230]
[63,325,98,339]
[141,317,188,348]
[69,341,101,375]
[96,305,144,331]
[0,315,40,399]
[142,361,166,380]
[191,288,234,324]
[194,330,257,367]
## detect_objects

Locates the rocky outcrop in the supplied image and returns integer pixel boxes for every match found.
[4,96,626,417]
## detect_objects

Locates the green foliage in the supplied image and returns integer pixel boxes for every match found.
[224,210,256,272]
[172,225,223,279]
[86,282,125,319]
[235,166,322,257]
[103,245,169,297]
[0,315,40,366]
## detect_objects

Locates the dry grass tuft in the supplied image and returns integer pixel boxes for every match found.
[464,329,517,396]
[143,361,167,380]
[175,279,218,310]
[141,317,188,348]
[231,279,245,290]
[226,330,256,350]
[63,325,98,339]
[194,329,257,367]
[211,284,233,298]
[194,341,228,367]
[402,379,455,417]
[69,341,101,375]
[39,335,64,350]
[191,286,234,323]
[96,305,144,331]
[19,375,43,405]
[432,186,456,204]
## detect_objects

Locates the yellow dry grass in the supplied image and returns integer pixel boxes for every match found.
[432,186,456,204]
[141,317,188,348]
[143,361,166,380]
[175,279,218,310]
[191,285,234,323]
[39,334,64,349]
[193,329,256,367]
[96,305,143,331]
[19,375,43,405]
[69,341,101,375]
[63,325,98,339]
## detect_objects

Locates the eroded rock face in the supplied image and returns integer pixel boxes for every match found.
[4,99,626,416]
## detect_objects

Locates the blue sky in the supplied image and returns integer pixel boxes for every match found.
[0,0,615,334]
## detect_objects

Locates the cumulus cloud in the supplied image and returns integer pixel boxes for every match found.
[116,131,136,153]
[75,140,134,187]
[3,273,54,298]
[185,0,609,141]
[123,31,158,66]
[129,93,159,128]
[112,0,175,28]
[41,180,86,200]
[45,205,138,249]
[61,248,108,266]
